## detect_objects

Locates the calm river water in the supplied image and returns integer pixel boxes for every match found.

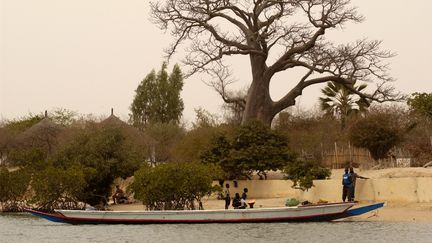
[1,213,432,243]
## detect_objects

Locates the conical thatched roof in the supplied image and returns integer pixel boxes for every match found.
[15,111,63,155]
[98,108,151,142]
[100,108,129,127]
[20,111,61,139]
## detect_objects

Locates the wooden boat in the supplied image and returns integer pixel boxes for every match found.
[25,202,383,224]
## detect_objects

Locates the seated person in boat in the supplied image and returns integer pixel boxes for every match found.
[112,185,128,204]
[239,192,248,209]
[232,193,247,209]
[239,197,247,209]
[232,193,241,208]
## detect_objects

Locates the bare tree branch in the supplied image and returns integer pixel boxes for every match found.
[203,66,246,109]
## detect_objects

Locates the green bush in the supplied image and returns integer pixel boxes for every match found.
[285,198,300,207]
[0,167,31,212]
[201,121,294,179]
[53,127,145,206]
[31,166,87,212]
[349,112,404,160]
[130,162,222,210]
[283,159,331,191]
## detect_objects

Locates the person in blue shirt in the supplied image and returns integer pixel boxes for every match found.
[342,167,353,202]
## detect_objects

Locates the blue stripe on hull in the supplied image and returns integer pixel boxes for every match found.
[25,209,67,223]
[328,202,385,220]
[345,202,384,216]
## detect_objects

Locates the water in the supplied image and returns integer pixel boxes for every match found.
[1,213,432,243]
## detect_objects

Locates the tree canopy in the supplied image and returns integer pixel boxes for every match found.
[151,0,400,126]
[53,126,145,206]
[349,111,405,161]
[130,63,184,128]
[201,121,294,179]
[407,92,432,119]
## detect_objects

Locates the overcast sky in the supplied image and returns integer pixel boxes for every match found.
[1,0,431,123]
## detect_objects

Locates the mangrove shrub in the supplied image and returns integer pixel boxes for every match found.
[0,167,31,212]
[31,166,87,212]
[131,162,222,210]
[53,127,145,206]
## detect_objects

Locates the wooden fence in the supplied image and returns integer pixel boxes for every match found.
[321,143,412,169]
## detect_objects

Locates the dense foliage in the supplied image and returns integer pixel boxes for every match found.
[408,92,432,119]
[349,112,405,161]
[1,112,149,212]
[130,63,184,128]
[0,167,31,212]
[201,121,294,179]
[53,127,145,206]
[130,162,222,210]
[31,166,87,212]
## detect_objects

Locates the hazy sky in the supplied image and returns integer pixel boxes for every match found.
[1,0,431,123]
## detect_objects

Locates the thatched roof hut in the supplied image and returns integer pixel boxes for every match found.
[17,111,62,155]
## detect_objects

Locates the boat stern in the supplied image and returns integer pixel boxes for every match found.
[25,208,67,223]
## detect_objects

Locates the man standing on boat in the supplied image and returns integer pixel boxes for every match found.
[349,167,369,202]
[342,168,353,202]
[223,184,231,209]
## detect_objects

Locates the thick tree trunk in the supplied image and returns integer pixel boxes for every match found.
[242,81,275,126]
[241,56,276,127]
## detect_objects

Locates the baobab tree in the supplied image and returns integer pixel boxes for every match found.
[151,0,400,126]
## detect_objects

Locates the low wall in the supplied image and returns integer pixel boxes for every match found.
[220,178,432,203]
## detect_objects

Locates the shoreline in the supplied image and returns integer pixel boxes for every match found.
[109,198,432,222]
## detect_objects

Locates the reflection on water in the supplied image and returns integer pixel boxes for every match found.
[2,213,432,243]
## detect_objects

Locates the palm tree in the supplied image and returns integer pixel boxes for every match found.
[319,82,369,129]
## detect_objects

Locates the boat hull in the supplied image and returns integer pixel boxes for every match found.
[26,202,383,224]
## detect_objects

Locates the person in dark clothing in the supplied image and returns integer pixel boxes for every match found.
[112,185,127,204]
[223,184,231,209]
[349,167,369,202]
[232,193,242,209]
[241,188,248,200]
[342,167,353,202]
